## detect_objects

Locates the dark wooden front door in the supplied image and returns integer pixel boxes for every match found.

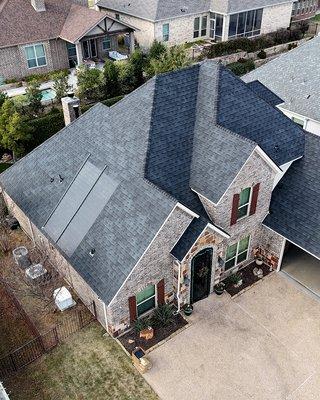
[191,248,213,304]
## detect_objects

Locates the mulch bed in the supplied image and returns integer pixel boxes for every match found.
[118,313,188,354]
[225,262,273,297]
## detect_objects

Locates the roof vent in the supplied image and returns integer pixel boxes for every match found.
[181,6,188,12]
[306,94,311,99]
[58,174,64,183]
[31,0,46,12]
[89,248,96,257]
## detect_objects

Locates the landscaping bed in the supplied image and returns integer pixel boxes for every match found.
[224,262,273,297]
[119,312,187,354]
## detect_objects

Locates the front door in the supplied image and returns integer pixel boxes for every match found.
[209,16,215,39]
[191,248,213,304]
[82,39,97,59]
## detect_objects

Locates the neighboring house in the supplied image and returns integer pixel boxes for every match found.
[291,0,319,20]
[0,0,136,81]
[1,60,313,337]
[243,36,320,135]
[0,382,10,400]
[97,0,294,49]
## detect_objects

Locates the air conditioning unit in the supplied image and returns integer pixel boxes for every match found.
[53,287,76,311]
[12,246,31,269]
[25,264,48,285]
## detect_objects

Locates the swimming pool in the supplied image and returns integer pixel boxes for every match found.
[41,89,56,101]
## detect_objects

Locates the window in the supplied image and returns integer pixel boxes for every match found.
[66,43,76,58]
[194,16,208,38]
[162,23,169,41]
[292,116,304,127]
[194,17,200,38]
[237,187,252,219]
[201,16,207,36]
[136,285,156,316]
[225,236,250,270]
[25,44,47,69]
[102,36,111,50]
[228,8,263,39]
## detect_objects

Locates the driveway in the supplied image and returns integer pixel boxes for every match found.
[144,273,320,400]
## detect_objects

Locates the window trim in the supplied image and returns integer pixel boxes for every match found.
[102,36,111,51]
[225,235,251,271]
[194,15,208,39]
[237,187,253,221]
[136,284,157,318]
[24,43,47,69]
[228,8,263,39]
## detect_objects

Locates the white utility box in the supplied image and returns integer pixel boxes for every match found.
[53,286,76,311]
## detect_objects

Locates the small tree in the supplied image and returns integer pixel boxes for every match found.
[76,66,103,101]
[0,92,7,109]
[0,100,31,160]
[52,71,70,101]
[147,45,190,77]
[297,20,309,37]
[148,40,166,60]
[129,49,146,88]
[103,60,121,98]
[117,62,136,94]
[25,79,43,116]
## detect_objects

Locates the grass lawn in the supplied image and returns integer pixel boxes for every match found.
[4,323,158,400]
[313,14,320,22]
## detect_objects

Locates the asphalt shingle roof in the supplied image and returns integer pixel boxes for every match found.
[97,0,292,21]
[0,0,133,48]
[264,132,320,259]
[0,60,306,303]
[246,80,283,107]
[243,36,320,124]
[218,66,305,166]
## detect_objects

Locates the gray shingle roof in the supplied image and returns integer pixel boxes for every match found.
[0,60,305,304]
[264,132,320,259]
[97,0,292,21]
[218,66,305,166]
[243,36,320,123]
[246,80,283,107]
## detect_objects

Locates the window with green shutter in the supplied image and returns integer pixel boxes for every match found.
[136,285,156,316]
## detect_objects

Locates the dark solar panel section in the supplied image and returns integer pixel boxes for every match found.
[44,161,101,241]
[57,172,119,256]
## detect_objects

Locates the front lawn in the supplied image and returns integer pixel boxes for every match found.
[4,323,158,400]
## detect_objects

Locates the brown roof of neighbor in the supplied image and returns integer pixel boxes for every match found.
[59,3,107,43]
[0,0,133,48]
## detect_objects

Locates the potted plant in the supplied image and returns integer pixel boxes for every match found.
[230,272,243,288]
[214,282,225,295]
[183,304,193,316]
[255,256,263,266]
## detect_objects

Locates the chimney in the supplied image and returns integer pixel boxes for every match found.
[31,0,46,12]
[61,95,82,126]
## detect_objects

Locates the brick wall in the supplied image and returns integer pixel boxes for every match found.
[0,39,69,80]
[107,206,193,336]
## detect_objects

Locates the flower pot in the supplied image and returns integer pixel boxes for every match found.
[256,258,263,266]
[214,284,225,295]
[183,305,193,316]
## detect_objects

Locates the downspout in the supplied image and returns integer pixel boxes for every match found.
[28,218,36,246]
[176,261,182,312]
[101,299,110,334]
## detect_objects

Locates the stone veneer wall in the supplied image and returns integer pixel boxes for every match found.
[154,13,210,46]
[3,192,107,329]
[99,8,156,49]
[0,39,69,80]
[260,3,293,35]
[107,206,193,336]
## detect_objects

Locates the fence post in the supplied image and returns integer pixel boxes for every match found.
[9,353,17,372]
[53,326,59,346]
[78,310,83,329]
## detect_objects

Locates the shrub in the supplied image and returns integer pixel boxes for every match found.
[103,60,121,98]
[148,40,166,60]
[227,59,255,76]
[134,317,151,333]
[288,42,298,50]
[76,66,103,101]
[52,71,70,100]
[25,79,43,116]
[147,45,190,77]
[257,49,267,59]
[228,272,242,285]
[0,92,7,108]
[151,304,174,328]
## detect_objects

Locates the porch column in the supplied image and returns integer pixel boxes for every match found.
[75,42,83,66]
[129,31,135,54]
[221,14,230,42]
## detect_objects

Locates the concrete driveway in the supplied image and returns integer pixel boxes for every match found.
[144,273,320,400]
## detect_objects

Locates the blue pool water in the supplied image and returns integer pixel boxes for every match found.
[41,89,56,101]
